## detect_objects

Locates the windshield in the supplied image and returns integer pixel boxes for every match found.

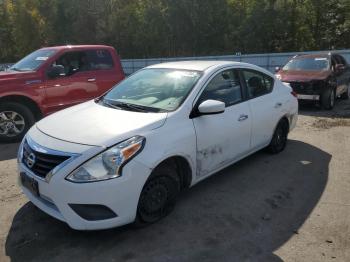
[102,68,202,112]
[283,57,330,71]
[10,49,56,72]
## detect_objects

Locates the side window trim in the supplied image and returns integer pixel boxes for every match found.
[240,68,275,100]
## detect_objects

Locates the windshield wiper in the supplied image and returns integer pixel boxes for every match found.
[113,101,150,112]
[102,100,123,110]
[103,99,164,113]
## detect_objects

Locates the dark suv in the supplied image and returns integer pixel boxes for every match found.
[276,53,350,109]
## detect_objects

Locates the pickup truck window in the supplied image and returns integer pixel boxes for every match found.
[9,49,56,72]
[86,50,114,70]
[51,49,114,76]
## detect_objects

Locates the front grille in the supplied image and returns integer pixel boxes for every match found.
[22,140,70,179]
[289,82,313,94]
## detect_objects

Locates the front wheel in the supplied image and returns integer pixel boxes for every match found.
[135,164,180,227]
[321,88,335,110]
[0,102,35,143]
[267,120,289,154]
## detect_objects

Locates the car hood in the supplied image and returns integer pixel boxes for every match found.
[279,70,331,82]
[36,101,168,147]
[0,70,37,81]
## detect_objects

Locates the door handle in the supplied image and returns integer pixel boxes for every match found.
[238,114,248,121]
[87,78,96,82]
[275,102,282,108]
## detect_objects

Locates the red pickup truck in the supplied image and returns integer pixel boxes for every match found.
[0,45,125,142]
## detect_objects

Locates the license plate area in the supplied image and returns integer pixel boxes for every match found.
[20,172,40,196]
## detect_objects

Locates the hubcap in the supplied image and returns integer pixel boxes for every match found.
[138,176,178,223]
[0,111,25,137]
[275,125,286,150]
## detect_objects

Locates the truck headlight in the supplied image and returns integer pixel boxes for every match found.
[66,136,145,183]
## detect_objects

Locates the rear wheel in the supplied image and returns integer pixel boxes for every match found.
[267,119,289,154]
[0,102,35,143]
[321,87,335,110]
[135,163,180,227]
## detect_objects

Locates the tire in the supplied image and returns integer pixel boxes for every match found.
[0,102,35,143]
[340,83,350,100]
[134,163,180,227]
[321,87,335,110]
[267,119,289,154]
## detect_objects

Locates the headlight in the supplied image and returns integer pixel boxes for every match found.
[17,138,25,164]
[282,82,291,88]
[66,136,145,183]
[275,74,281,80]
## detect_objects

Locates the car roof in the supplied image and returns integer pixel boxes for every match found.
[294,53,331,59]
[147,60,246,71]
[39,45,114,50]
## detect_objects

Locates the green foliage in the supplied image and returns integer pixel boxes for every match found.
[0,0,349,62]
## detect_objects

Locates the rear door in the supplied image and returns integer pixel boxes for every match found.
[240,69,280,149]
[192,68,251,177]
[85,49,121,95]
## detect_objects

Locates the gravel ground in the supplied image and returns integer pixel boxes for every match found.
[1,99,350,262]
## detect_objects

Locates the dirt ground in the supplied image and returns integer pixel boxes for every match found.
[1,99,350,262]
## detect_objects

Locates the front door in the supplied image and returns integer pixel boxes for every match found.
[192,68,251,178]
[44,50,99,114]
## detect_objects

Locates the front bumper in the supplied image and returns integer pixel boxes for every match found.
[285,81,324,101]
[18,128,152,230]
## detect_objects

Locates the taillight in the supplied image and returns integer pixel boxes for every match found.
[291,91,297,98]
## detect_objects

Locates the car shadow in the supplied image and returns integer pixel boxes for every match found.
[5,140,330,262]
[299,98,350,118]
[0,143,20,161]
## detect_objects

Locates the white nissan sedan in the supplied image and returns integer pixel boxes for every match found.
[18,61,298,230]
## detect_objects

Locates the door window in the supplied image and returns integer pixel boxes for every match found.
[336,55,347,66]
[50,51,87,76]
[49,49,114,77]
[198,69,242,107]
[242,70,274,98]
[86,50,114,70]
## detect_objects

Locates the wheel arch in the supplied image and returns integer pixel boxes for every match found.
[150,155,193,190]
[0,95,43,120]
[271,115,290,140]
[280,115,290,131]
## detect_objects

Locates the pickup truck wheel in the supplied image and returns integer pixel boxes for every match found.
[321,88,335,110]
[267,119,288,154]
[340,83,350,99]
[0,102,35,143]
[135,164,180,227]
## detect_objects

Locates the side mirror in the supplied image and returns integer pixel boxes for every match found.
[47,65,65,79]
[275,66,280,73]
[335,64,345,73]
[198,100,225,115]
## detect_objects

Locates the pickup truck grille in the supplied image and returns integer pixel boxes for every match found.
[22,140,70,179]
